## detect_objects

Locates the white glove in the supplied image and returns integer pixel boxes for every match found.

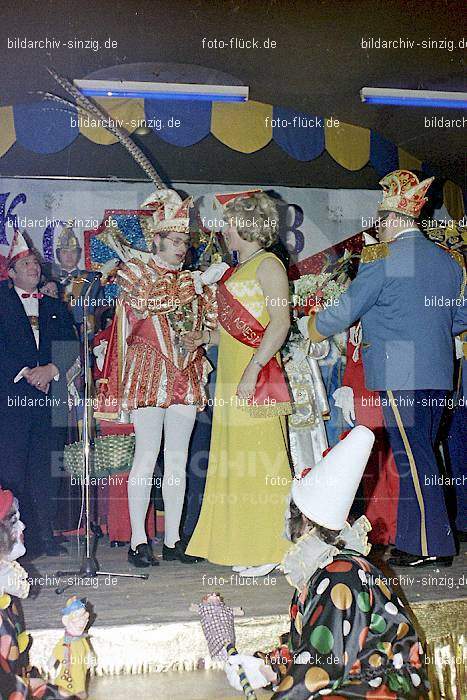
[455,336,464,360]
[333,386,355,426]
[224,654,274,691]
[93,339,108,371]
[297,315,310,339]
[200,262,230,285]
[192,263,229,294]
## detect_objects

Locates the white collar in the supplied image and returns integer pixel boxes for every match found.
[282,516,372,593]
[152,252,183,272]
[389,227,420,242]
[14,285,39,297]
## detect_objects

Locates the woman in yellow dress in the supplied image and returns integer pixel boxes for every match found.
[184,191,293,576]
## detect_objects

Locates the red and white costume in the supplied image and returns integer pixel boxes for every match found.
[96,189,222,552]
[121,257,217,411]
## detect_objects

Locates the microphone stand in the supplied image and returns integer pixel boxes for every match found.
[56,274,148,593]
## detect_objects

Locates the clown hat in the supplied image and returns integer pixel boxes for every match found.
[378,169,434,218]
[0,486,14,520]
[141,188,192,235]
[291,425,375,531]
[7,229,32,269]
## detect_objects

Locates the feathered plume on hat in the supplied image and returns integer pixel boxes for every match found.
[141,189,192,235]
[378,169,434,218]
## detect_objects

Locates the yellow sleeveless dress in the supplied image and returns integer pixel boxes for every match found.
[186,252,292,566]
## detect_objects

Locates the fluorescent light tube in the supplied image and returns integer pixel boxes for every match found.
[360,87,467,109]
[73,80,248,102]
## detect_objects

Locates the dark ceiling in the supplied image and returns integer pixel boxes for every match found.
[0,0,465,189]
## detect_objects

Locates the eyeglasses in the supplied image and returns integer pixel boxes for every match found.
[160,235,190,249]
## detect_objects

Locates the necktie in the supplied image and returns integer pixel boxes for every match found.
[21,292,44,299]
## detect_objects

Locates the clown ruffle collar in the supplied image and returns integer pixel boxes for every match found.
[282,516,372,593]
[0,559,30,599]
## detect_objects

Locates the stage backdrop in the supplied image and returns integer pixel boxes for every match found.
[0,177,450,272]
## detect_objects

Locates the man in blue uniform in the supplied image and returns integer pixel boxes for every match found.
[447,285,467,538]
[303,170,465,567]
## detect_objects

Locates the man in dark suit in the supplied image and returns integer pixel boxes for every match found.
[0,231,79,557]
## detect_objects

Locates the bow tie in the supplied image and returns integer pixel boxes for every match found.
[61,269,79,279]
[21,292,43,299]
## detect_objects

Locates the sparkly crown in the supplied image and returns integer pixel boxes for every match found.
[378,170,434,218]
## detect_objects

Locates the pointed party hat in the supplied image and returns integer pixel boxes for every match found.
[214,189,262,207]
[291,425,375,531]
[7,229,31,268]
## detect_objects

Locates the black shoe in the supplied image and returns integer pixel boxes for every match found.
[110,540,128,548]
[388,549,453,568]
[128,543,160,568]
[43,539,68,556]
[162,541,204,563]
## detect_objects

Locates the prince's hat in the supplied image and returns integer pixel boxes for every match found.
[291,426,375,531]
[378,169,434,218]
[141,188,192,235]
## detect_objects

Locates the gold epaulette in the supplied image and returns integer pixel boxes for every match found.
[434,242,465,268]
[360,242,390,263]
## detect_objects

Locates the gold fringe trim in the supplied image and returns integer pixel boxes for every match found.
[239,401,293,417]
[27,601,465,699]
[360,242,390,263]
[411,598,467,700]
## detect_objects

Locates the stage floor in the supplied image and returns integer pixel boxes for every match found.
[22,536,466,630]
[90,669,271,699]
[18,537,466,697]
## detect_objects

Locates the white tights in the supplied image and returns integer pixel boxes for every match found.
[128,404,197,549]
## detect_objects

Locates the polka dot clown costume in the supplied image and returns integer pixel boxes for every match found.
[262,427,430,698]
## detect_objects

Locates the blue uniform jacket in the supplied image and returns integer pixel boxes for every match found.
[315,229,464,390]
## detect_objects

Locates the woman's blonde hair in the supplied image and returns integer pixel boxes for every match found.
[224,192,278,248]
